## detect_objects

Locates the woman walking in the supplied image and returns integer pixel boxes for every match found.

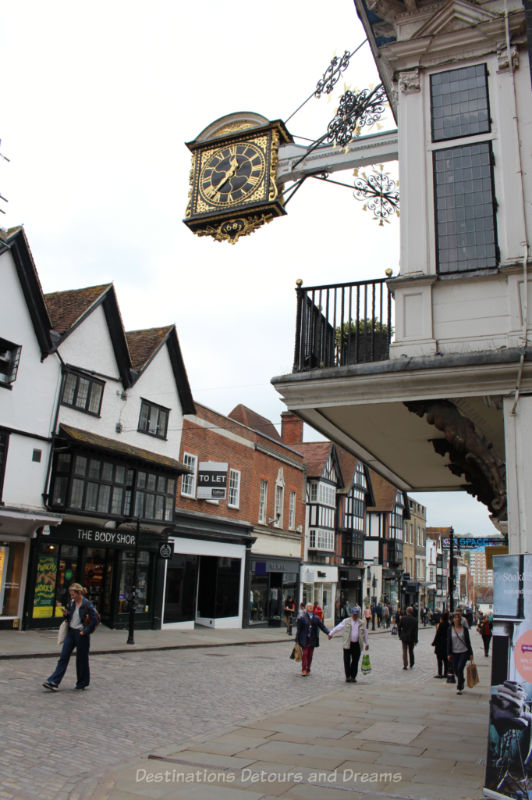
[431,610,449,678]
[447,610,474,695]
[42,583,99,691]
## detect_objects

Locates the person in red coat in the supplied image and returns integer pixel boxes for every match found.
[296,603,330,676]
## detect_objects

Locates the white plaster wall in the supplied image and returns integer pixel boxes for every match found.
[58,316,184,462]
[1,434,51,509]
[0,250,60,437]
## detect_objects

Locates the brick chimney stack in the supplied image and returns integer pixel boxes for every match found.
[281,411,303,444]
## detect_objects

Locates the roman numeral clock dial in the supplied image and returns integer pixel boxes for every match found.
[184,114,293,243]
[200,143,266,207]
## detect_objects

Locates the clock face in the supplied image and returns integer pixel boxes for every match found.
[199,142,266,208]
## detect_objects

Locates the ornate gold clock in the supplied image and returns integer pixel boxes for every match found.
[184,113,292,244]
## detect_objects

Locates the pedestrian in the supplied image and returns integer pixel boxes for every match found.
[328,605,369,682]
[376,602,383,628]
[383,604,390,628]
[312,601,323,620]
[398,606,418,669]
[283,595,296,636]
[364,604,372,629]
[370,603,376,630]
[447,610,474,695]
[476,613,493,656]
[297,601,305,618]
[295,602,331,677]
[334,599,347,625]
[431,610,450,678]
[42,583,99,692]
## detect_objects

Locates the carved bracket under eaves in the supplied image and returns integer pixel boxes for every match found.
[404,399,507,521]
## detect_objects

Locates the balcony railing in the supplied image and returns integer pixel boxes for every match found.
[293,278,393,372]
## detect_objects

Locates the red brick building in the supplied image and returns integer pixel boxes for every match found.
[164,403,305,628]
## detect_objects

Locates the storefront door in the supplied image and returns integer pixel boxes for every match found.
[0,541,25,624]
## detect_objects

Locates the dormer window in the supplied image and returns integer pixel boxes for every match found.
[0,338,22,387]
[61,370,104,415]
[138,399,169,439]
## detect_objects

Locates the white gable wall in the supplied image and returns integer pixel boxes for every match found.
[0,249,60,509]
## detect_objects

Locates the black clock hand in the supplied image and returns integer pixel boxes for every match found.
[208,155,239,199]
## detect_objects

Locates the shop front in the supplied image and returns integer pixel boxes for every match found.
[300,564,338,626]
[162,510,254,630]
[382,568,401,608]
[0,508,61,630]
[25,522,162,630]
[338,566,363,609]
[247,555,300,627]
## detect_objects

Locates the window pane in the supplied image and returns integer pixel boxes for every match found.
[431,64,490,142]
[111,487,124,515]
[101,462,113,482]
[85,482,98,511]
[154,495,164,519]
[52,477,68,506]
[70,478,84,508]
[76,377,90,409]
[88,459,100,479]
[145,493,155,519]
[146,473,156,491]
[88,382,103,414]
[73,456,87,476]
[434,143,497,274]
[115,465,126,484]
[97,484,111,513]
[62,372,77,405]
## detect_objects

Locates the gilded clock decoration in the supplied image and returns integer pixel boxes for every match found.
[199,142,266,208]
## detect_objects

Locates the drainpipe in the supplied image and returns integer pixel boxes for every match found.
[42,353,67,508]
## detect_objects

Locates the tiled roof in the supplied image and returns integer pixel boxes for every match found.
[59,424,188,472]
[45,284,112,334]
[126,327,173,372]
[335,446,357,490]
[293,441,333,478]
[228,404,282,442]
[367,469,399,511]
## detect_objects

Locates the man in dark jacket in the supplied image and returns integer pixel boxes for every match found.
[296,602,330,676]
[398,606,418,669]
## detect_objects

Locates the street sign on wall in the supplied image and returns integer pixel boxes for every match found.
[197,461,228,500]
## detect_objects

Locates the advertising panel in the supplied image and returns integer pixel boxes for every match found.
[197,461,228,500]
[484,554,532,799]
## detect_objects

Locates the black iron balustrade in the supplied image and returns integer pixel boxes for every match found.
[293,277,393,372]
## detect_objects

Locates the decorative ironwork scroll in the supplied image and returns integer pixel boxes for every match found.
[353,167,399,225]
[315,51,352,98]
[326,84,388,146]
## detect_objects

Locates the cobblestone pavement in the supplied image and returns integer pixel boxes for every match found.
[0,626,457,800]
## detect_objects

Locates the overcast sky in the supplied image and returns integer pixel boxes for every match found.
[0,0,494,535]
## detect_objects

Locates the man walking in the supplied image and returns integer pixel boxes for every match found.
[295,602,331,677]
[328,605,369,682]
[398,606,418,669]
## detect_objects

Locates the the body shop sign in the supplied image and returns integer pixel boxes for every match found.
[198,462,228,500]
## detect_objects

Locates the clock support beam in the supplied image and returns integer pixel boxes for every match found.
[276,129,398,185]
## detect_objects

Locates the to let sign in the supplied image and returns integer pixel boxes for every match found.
[197,461,228,500]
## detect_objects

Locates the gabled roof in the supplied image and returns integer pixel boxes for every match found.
[228,404,282,442]
[0,226,53,357]
[293,441,344,488]
[126,326,195,415]
[44,284,132,387]
[367,469,400,511]
[59,424,188,473]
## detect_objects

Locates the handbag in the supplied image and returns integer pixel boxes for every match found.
[57,619,68,645]
[466,661,479,688]
[361,652,372,675]
[290,643,302,662]
[391,625,398,635]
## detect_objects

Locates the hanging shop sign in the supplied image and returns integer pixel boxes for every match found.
[197,461,228,500]
[483,553,532,799]
[159,542,173,560]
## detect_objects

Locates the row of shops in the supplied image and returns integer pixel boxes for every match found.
[1,511,402,631]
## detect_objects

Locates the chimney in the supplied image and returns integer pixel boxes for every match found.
[281,411,303,444]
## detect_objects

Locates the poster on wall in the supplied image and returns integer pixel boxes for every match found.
[484,554,532,799]
[33,555,57,618]
[197,461,228,500]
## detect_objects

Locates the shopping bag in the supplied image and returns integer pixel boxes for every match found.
[290,644,302,662]
[466,661,479,688]
[57,620,68,646]
[361,652,372,675]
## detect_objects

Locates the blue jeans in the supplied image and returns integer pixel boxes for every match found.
[47,628,91,688]
[451,652,469,690]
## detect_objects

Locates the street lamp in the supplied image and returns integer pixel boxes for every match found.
[126,517,140,646]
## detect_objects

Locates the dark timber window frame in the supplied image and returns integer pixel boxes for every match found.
[0,338,22,389]
[138,399,169,440]
[430,63,498,275]
[61,369,104,416]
